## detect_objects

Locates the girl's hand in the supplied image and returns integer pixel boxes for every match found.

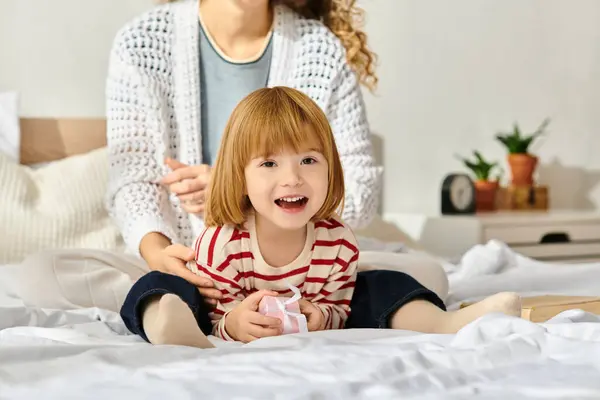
[298,299,326,331]
[225,290,283,343]
[161,158,211,215]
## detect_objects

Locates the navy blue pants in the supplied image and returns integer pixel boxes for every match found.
[120,270,446,342]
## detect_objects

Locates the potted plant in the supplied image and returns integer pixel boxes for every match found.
[495,118,550,185]
[458,151,502,212]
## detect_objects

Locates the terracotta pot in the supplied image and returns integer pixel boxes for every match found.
[508,154,538,185]
[475,180,499,212]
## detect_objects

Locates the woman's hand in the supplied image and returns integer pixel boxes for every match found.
[298,299,326,331]
[141,233,223,305]
[161,158,211,215]
[225,291,283,343]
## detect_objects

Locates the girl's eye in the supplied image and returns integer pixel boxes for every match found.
[301,157,317,165]
[261,161,276,168]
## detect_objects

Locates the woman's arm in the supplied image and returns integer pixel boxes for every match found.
[105,28,175,256]
[327,62,383,230]
[139,232,172,267]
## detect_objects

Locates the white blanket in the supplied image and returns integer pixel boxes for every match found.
[445,240,600,309]
[2,242,600,399]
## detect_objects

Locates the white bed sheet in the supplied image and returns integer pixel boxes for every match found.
[2,242,600,399]
[444,240,600,309]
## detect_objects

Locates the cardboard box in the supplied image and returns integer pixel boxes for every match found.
[461,295,600,323]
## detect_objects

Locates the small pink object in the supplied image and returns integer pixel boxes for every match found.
[258,285,308,335]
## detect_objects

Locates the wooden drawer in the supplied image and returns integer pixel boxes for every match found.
[483,223,600,245]
[484,222,600,262]
[511,243,600,261]
[384,211,600,263]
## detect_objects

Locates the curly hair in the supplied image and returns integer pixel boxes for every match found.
[274,0,378,91]
[161,0,378,91]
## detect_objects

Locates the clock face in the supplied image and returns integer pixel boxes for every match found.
[450,175,474,210]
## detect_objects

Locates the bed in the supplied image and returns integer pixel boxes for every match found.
[2,118,600,399]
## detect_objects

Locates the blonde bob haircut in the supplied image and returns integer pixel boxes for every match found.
[204,86,345,227]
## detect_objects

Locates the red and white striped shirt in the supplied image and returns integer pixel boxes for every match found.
[190,213,359,341]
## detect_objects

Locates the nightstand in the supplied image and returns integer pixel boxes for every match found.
[384,211,600,263]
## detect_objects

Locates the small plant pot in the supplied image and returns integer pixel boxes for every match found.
[508,154,538,185]
[475,180,499,212]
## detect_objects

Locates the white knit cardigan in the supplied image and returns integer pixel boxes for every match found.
[105,0,383,255]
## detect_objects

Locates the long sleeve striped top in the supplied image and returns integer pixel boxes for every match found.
[189,213,359,341]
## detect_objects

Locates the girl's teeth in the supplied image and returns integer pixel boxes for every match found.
[281,197,302,202]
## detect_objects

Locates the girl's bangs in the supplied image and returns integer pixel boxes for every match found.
[240,103,324,161]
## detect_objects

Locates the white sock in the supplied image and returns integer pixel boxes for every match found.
[142,294,214,348]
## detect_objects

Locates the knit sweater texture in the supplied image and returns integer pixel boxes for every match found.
[105,0,383,255]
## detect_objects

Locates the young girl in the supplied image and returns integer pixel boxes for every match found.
[191,86,358,343]
[119,87,521,348]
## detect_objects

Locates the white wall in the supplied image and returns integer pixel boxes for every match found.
[0,0,153,116]
[2,0,599,216]
[360,0,600,215]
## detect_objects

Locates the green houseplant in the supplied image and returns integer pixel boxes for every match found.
[495,118,550,185]
[458,151,502,212]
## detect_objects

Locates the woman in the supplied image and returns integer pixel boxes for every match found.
[106,0,386,298]
[18,0,469,328]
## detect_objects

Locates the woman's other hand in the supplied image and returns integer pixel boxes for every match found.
[161,158,211,216]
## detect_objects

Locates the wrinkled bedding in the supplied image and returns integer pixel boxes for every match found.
[2,241,600,399]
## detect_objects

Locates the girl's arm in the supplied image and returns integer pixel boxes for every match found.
[312,249,359,330]
[191,227,246,341]
[192,228,282,342]
[327,61,383,230]
[194,262,245,341]
[307,227,360,330]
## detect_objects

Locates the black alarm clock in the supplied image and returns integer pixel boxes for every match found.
[441,173,476,215]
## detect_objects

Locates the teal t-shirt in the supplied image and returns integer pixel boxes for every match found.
[199,22,273,165]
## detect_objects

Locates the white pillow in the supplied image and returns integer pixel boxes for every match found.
[0,148,124,264]
[0,91,20,162]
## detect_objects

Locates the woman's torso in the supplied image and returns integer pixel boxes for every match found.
[107,0,356,249]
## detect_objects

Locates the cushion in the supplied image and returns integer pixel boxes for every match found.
[0,147,124,264]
